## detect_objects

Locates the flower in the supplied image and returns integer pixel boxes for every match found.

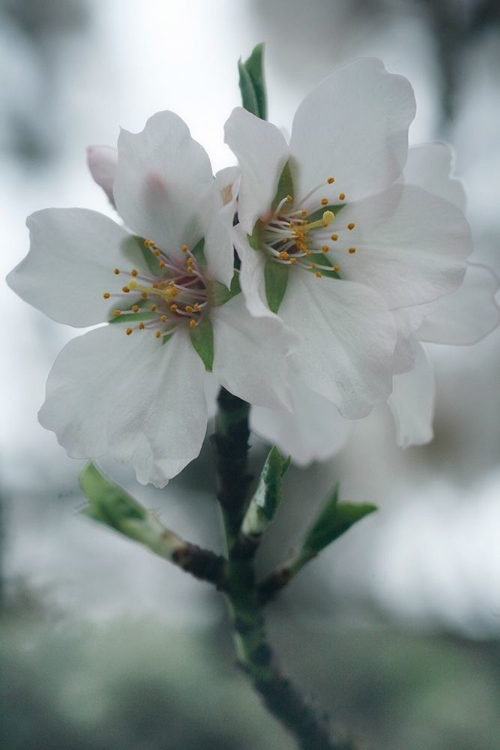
[7,111,295,487]
[225,58,498,462]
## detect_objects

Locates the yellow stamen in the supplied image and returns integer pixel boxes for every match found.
[131,305,139,312]
[348,222,355,230]
[286,195,293,202]
[153,249,161,257]
[139,322,145,330]
[300,210,307,217]
[126,327,133,335]
[331,234,338,241]
[141,291,148,299]
[349,247,356,254]
[131,269,138,277]
[151,304,157,312]
[114,268,120,275]
[315,271,322,277]
[189,319,197,328]
[113,309,121,317]
[155,330,162,338]
[181,245,188,253]
[161,314,167,322]
[170,304,178,311]
[322,245,329,253]
[185,305,194,313]
[321,198,329,206]
[279,251,290,260]
[333,264,340,272]
[338,193,346,200]
[103,292,110,299]
[327,176,335,184]
[290,257,297,264]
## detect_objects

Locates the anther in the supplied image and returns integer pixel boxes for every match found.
[155,330,162,338]
[327,177,335,184]
[348,223,355,230]
[279,251,290,260]
[131,305,139,312]
[170,304,178,311]
[139,322,145,330]
[321,198,329,206]
[348,247,356,254]
[311,262,317,269]
[181,245,188,252]
[131,269,138,277]
[185,305,194,313]
[315,271,322,277]
[333,264,340,272]
[300,210,307,217]
[103,292,111,299]
[161,315,167,322]
[286,195,293,202]
[151,304,157,312]
[189,319,197,328]
[141,291,148,299]
[126,327,133,335]
[113,310,121,317]
[114,268,120,275]
[290,257,297,264]
[122,286,130,293]
[159,261,166,268]
[153,249,161,257]
[331,234,338,241]
[322,245,329,253]
[338,193,346,200]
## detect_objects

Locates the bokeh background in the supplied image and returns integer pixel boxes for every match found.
[1,1,500,748]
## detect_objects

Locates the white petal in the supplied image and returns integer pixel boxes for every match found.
[39,325,207,487]
[416,263,500,345]
[114,111,213,254]
[233,225,271,317]
[7,208,149,327]
[282,271,396,418]
[337,184,471,309]
[87,145,118,205]
[211,293,296,411]
[201,166,240,288]
[251,378,351,467]
[289,58,415,203]
[405,143,466,211]
[224,107,289,234]
[388,342,435,448]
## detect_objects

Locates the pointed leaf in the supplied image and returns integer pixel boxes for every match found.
[238,43,267,120]
[190,316,214,371]
[241,446,284,537]
[302,484,377,555]
[209,272,241,307]
[272,162,294,211]
[264,258,289,313]
[79,463,146,531]
[281,456,292,477]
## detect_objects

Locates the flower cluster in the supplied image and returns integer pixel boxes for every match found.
[8,59,499,486]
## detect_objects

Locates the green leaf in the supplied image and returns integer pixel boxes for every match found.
[302,484,377,555]
[190,316,214,371]
[272,161,294,211]
[191,238,206,268]
[281,456,292,477]
[238,43,267,120]
[209,272,241,307]
[241,446,284,537]
[79,463,146,531]
[264,259,289,314]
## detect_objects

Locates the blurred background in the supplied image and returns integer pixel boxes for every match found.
[1,1,500,748]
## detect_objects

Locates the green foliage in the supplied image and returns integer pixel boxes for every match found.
[272,161,295,211]
[190,317,214,372]
[242,446,286,536]
[238,43,267,120]
[79,463,146,531]
[209,272,241,307]
[264,259,289,313]
[301,484,377,556]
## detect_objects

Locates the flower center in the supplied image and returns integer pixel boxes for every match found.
[102,241,208,339]
[260,177,357,278]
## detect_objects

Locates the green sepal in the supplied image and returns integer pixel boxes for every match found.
[306,203,346,224]
[264,259,289,314]
[190,316,214,371]
[241,446,285,537]
[191,237,206,268]
[281,456,292,477]
[248,224,261,250]
[133,236,166,276]
[238,43,267,120]
[272,161,294,211]
[307,252,341,280]
[79,463,146,532]
[301,484,377,556]
[208,272,241,307]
